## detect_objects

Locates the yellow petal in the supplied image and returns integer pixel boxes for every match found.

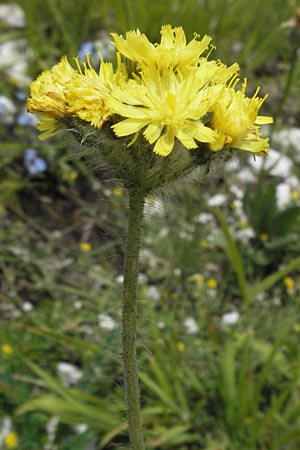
[255,115,273,124]
[112,118,148,137]
[188,121,217,143]
[153,127,175,156]
[143,122,164,143]
[175,128,197,149]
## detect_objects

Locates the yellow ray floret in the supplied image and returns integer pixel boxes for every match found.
[111,25,212,71]
[36,117,62,140]
[109,66,225,156]
[209,78,273,154]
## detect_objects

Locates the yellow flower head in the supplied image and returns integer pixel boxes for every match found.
[206,278,218,289]
[209,78,273,154]
[112,25,212,71]
[27,56,76,120]
[284,276,295,295]
[1,343,13,355]
[4,432,18,449]
[109,65,225,156]
[80,242,91,252]
[66,53,127,129]
[27,25,272,162]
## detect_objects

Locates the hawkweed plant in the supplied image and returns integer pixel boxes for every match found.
[27,25,272,449]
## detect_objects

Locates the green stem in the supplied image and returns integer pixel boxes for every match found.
[122,188,145,449]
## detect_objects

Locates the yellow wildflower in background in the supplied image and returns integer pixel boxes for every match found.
[259,233,269,242]
[80,242,91,252]
[1,344,13,355]
[177,342,185,352]
[284,276,295,295]
[206,278,218,289]
[112,187,123,196]
[291,190,300,202]
[199,239,209,248]
[4,432,18,449]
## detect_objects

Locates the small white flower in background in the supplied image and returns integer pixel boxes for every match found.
[226,157,240,172]
[229,184,244,199]
[73,423,88,434]
[137,273,148,284]
[98,313,117,330]
[139,249,158,268]
[276,182,291,209]
[146,285,160,302]
[74,300,83,310]
[144,197,164,217]
[194,212,214,224]
[183,317,199,335]
[157,321,165,329]
[158,227,169,238]
[57,362,83,387]
[249,148,293,177]
[0,416,12,445]
[115,274,124,284]
[207,193,227,208]
[230,199,248,222]
[289,175,300,189]
[272,127,300,152]
[0,39,33,85]
[45,416,59,444]
[236,226,256,243]
[22,301,33,312]
[0,3,25,27]
[0,96,16,124]
[221,311,240,326]
[179,229,193,241]
[273,297,282,306]
[235,166,257,184]
[256,293,266,302]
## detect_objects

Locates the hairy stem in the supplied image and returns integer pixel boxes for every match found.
[122,188,145,449]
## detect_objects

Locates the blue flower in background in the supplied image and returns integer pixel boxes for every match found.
[17,112,37,126]
[77,41,94,60]
[24,149,47,174]
[15,91,27,102]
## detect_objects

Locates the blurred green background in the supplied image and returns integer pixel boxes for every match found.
[1,0,300,449]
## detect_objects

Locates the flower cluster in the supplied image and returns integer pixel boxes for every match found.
[27,25,272,158]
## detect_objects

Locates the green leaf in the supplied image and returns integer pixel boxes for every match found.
[139,371,178,413]
[20,360,120,426]
[27,326,104,355]
[243,180,278,234]
[146,425,194,448]
[271,206,300,237]
[215,209,250,306]
[220,338,238,425]
[16,395,117,429]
